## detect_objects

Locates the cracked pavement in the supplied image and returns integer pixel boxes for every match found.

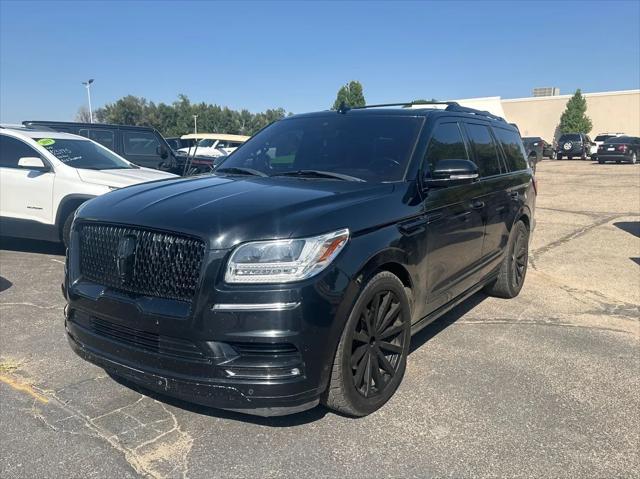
[1,160,639,478]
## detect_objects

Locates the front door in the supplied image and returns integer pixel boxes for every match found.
[421,122,486,314]
[0,135,55,226]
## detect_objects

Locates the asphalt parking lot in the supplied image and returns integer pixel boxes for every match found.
[1,160,638,479]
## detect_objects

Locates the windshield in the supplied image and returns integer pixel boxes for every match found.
[36,138,134,170]
[607,136,634,143]
[197,139,219,148]
[217,115,423,182]
[560,134,581,141]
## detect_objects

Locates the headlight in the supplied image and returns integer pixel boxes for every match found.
[225,228,349,284]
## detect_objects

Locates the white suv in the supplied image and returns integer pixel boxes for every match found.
[0,127,177,246]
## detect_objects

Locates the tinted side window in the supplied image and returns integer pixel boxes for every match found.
[424,122,468,173]
[123,131,160,156]
[465,123,502,177]
[494,128,528,171]
[79,129,116,150]
[0,135,40,168]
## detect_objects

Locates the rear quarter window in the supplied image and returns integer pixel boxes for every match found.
[494,128,528,171]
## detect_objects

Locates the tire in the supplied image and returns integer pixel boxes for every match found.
[550,151,557,160]
[484,221,529,299]
[62,212,74,248]
[598,159,605,164]
[568,155,573,160]
[581,150,588,161]
[322,271,411,417]
[556,153,562,160]
[631,152,637,164]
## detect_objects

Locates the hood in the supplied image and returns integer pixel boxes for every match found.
[77,175,415,249]
[76,167,177,188]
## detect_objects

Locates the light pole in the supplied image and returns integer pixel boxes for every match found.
[193,115,198,135]
[82,79,94,123]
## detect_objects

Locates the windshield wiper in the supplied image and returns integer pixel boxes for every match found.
[272,170,364,182]
[215,167,268,177]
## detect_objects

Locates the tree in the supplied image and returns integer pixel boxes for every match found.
[559,89,592,134]
[75,106,92,122]
[93,94,288,136]
[332,81,366,109]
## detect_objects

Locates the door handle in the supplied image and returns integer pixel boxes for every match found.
[471,200,485,210]
[398,217,427,236]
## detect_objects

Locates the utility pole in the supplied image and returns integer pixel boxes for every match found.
[82,79,94,123]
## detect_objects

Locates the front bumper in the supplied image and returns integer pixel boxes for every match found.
[64,238,360,416]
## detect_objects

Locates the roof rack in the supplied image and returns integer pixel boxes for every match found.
[443,104,506,122]
[342,101,506,122]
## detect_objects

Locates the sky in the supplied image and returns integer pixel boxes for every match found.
[1,0,639,123]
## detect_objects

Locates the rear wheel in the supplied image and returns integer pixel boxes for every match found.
[631,152,637,164]
[484,221,529,299]
[323,271,411,417]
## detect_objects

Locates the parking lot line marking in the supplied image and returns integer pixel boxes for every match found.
[0,374,49,404]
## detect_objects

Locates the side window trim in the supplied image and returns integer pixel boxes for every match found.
[461,121,503,178]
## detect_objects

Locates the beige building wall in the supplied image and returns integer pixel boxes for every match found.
[501,90,640,142]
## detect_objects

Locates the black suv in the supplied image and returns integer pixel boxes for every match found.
[64,103,536,417]
[556,133,593,160]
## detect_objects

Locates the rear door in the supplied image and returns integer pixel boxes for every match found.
[78,128,118,153]
[121,129,163,169]
[0,134,55,225]
[491,127,530,262]
[422,121,486,313]
[462,122,511,274]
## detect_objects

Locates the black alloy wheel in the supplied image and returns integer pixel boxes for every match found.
[323,271,411,416]
[350,290,406,398]
[510,227,528,290]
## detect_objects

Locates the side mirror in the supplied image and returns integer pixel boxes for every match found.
[156,145,169,159]
[18,157,49,171]
[424,159,479,188]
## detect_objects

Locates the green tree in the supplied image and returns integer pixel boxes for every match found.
[332,81,366,109]
[559,89,592,134]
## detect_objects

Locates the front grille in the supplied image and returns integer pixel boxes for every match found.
[86,315,207,362]
[78,223,205,302]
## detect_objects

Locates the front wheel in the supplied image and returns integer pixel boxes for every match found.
[62,213,74,248]
[631,152,637,164]
[322,271,411,417]
[484,220,529,299]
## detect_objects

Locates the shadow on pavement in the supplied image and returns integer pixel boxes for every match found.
[0,237,65,256]
[0,276,13,293]
[614,221,640,238]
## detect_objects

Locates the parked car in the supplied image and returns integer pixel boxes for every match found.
[556,133,593,160]
[178,133,250,157]
[22,121,215,175]
[522,136,555,162]
[0,126,177,246]
[165,136,196,151]
[64,103,536,417]
[591,132,625,159]
[596,136,639,164]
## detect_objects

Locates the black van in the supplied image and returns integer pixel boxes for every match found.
[64,102,537,417]
[22,121,213,175]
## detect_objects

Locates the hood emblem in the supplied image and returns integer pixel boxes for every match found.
[115,235,137,283]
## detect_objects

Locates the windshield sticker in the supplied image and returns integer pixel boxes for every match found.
[37,138,55,146]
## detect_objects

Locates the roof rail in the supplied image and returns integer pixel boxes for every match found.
[349,101,460,110]
[444,104,506,122]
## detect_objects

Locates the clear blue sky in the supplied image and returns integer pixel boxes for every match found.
[1,0,639,123]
